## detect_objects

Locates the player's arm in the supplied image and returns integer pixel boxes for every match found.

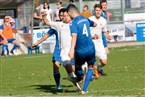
[41,10,51,27]
[69,33,77,59]
[103,20,112,40]
[0,26,7,43]
[32,28,55,47]
[88,18,97,27]
[69,23,77,59]
[32,34,49,47]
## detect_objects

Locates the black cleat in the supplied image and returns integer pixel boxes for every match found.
[10,51,14,55]
[98,69,107,76]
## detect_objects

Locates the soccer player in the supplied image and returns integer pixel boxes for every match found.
[32,8,65,90]
[32,28,62,89]
[99,0,112,75]
[67,4,97,94]
[0,16,21,56]
[89,4,110,78]
[41,8,81,90]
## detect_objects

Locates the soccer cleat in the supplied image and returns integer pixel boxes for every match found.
[72,82,82,92]
[57,85,62,90]
[90,75,96,81]
[98,69,107,76]
[81,90,88,94]
[10,51,14,55]
[67,76,77,82]
[1,53,6,57]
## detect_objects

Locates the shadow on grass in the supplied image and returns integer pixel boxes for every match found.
[28,84,76,94]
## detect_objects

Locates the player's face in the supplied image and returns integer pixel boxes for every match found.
[67,11,73,19]
[94,7,102,18]
[101,2,107,11]
[63,12,71,23]
[59,12,64,21]
[4,18,9,22]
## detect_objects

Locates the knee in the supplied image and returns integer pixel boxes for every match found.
[101,60,107,66]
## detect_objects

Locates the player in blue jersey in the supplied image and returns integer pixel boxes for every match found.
[99,0,112,76]
[32,28,62,89]
[67,4,97,94]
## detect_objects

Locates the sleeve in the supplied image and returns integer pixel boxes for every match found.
[70,21,77,35]
[47,28,56,36]
[50,21,59,29]
[34,9,37,13]
[0,25,3,30]
[87,19,94,27]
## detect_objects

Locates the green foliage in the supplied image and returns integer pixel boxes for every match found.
[0,45,144,96]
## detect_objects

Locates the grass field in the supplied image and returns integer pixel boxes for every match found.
[0,45,145,97]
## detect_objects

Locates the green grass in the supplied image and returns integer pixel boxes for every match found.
[0,45,145,97]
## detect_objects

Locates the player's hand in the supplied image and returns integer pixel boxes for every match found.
[32,43,38,48]
[69,49,74,59]
[3,39,8,44]
[92,34,99,39]
[41,10,47,16]
[107,35,113,40]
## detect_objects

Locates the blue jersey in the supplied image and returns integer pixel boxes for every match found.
[70,16,95,53]
[101,11,108,47]
[101,11,107,20]
[0,25,3,30]
[47,28,60,49]
[47,28,61,62]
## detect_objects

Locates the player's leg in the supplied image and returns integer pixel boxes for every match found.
[9,39,20,55]
[97,59,107,76]
[63,60,77,82]
[52,49,62,89]
[98,34,108,75]
[53,60,62,89]
[61,50,77,82]
[1,44,9,56]
[96,49,108,76]
[78,50,96,94]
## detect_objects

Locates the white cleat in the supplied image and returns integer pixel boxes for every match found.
[81,90,88,94]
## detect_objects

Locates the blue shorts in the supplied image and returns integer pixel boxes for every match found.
[52,48,62,63]
[75,49,96,66]
[7,38,16,43]
[102,32,108,47]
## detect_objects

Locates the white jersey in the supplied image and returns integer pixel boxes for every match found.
[50,21,72,62]
[89,16,107,59]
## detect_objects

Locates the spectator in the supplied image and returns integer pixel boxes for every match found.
[32,3,41,28]
[81,4,92,18]
[54,1,63,21]
[42,2,53,22]
[0,16,21,56]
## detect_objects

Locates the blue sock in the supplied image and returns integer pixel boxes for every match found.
[83,68,93,92]
[54,73,61,87]
[1,44,8,55]
[75,68,83,82]
[11,44,19,53]
[5,45,9,55]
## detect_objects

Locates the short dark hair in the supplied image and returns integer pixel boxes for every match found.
[59,8,66,15]
[67,4,79,13]
[100,0,107,4]
[94,4,102,10]
[57,1,62,5]
[35,3,40,8]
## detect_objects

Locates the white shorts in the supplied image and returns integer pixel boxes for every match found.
[95,47,107,60]
[60,48,71,66]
